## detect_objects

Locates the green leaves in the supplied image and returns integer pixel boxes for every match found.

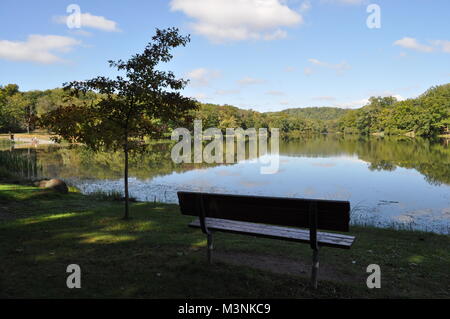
[0,85,41,133]
[41,28,197,153]
[337,84,450,137]
[38,28,198,219]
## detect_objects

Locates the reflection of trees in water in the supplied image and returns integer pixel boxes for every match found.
[0,145,42,179]
[20,140,263,180]
[2,135,449,186]
[279,135,450,185]
[15,142,231,181]
[368,161,396,171]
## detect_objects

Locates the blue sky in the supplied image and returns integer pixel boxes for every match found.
[0,0,449,111]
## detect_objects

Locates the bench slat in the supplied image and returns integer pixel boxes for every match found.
[189,217,355,249]
[178,192,351,232]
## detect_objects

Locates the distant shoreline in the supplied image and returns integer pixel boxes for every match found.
[0,133,56,145]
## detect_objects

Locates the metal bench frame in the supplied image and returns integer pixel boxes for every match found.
[178,191,356,288]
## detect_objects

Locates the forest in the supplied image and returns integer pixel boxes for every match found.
[0,82,449,138]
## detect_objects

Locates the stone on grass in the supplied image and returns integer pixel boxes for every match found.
[36,179,68,194]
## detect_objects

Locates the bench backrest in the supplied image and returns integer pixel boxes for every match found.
[177,192,350,232]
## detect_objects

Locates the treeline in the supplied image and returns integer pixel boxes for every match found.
[0,84,96,133]
[193,103,329,136]
[338,85,450,136]
[281,107,349,121]
[192,84,450,137]
[1,83,449,137]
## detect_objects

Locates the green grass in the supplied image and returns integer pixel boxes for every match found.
[0,183,449,298]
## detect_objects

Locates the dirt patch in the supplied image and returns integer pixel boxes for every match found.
[213,250,360,284]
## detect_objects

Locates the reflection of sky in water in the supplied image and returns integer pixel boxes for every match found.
[71,154,450,234]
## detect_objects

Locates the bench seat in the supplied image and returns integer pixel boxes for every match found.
[178,191,356,288]
[189,217,355,249]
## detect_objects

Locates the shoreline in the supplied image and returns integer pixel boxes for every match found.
[0,134,56,145]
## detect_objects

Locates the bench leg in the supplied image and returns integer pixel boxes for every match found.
[311,249,319,289]
[207,233,214,264]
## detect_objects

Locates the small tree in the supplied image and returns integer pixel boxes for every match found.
[41,28,197,219]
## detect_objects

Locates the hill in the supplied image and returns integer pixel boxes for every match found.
[279,107,350,121]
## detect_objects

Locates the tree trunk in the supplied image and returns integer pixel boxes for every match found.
[123,144,129,220]
[27,106,31,134]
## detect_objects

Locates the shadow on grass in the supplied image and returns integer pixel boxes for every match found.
[0,187,449,298]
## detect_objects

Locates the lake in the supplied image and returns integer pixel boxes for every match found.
[1,135,449,234]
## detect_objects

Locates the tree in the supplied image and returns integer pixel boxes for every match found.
[218,114,239,131]
[2,84,19,96]
[0,84,21,132]
[6,93,30,132]
[367,96,397,109]
[40,28,198,219]
[418,84,450,135]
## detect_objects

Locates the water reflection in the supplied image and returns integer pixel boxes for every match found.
[1,136,449,234]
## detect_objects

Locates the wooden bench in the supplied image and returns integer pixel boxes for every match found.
[177,191,356,288]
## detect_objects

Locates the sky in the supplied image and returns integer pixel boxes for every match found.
[0,0,449,112]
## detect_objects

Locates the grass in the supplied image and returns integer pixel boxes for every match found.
[86,189,133,202]
[0,183,449,299]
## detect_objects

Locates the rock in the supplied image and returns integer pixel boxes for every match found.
[37,179,69,194]
[34,180,49,188]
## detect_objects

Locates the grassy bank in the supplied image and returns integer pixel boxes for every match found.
[0,183,449,298]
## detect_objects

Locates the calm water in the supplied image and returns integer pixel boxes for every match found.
[2,135,449,234]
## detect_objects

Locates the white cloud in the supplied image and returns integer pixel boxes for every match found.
[263,29,288,41]
[432,40,450,53]
[186,68,221,87]
[342,0,365,3]
[299,1,312,13]
[170,0,303,42]
[340,0,366,4]
[303,67,314,76]
[54,13,120,32]
[394,38,450,54]
[308,58,351,75]
[266,90,285,96]
[237,77,266,86]
[0,34,81,64]
[393,37,434,53]
[215,89,240,95]
[322,0,367,5]
[333,98,369,109]
[392,94,405,101]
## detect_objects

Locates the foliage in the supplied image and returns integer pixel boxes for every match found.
[338,85,450,136]
[281,106,350,121]
[1,75,449,138]
[39,28,198,219]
